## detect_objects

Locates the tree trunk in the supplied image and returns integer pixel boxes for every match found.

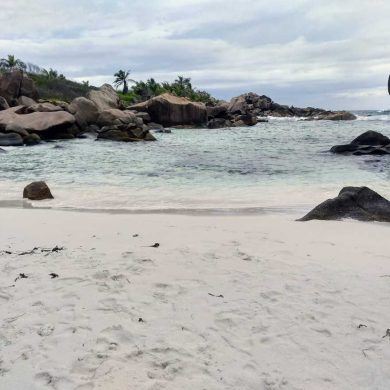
[123,80,128,94]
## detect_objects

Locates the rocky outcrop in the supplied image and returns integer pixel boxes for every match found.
[97,123,156,142]
[130,93,207,127]
[299,187,390,222]
[207,99,260,128]
[317,111,357,121]
[23,181,53,200]
[228,93,272,115]
[0,107,76,140]
[330,131,390,155]
[0,70,39,105]
[207,118,233,129]
[87,84,120,112]
[206,93,356,127]
[96,109,136,127]
[68,97,99,128]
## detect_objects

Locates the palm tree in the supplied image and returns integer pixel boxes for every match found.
[41,68,59,80]
[172,75,192,97]
[113,69,135,94]
[0,54,26,71]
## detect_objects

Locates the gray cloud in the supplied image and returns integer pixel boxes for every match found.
[1,0,390,109]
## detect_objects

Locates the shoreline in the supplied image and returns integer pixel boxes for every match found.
[0,202,304,217]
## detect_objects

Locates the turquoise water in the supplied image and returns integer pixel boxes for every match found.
[0,113,389,212]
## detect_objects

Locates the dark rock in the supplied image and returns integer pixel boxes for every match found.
[318,111,357,121]
[0,132,23,146]
[24,133,41,146]
[207,118,232,129]
[130,93,207,127]
[0,96,10,111]
[0,147,6,153]
[23,181,54,200]
[298,186,390,222]
[207,103,229,119]
[235,114,258,126]
[97,123,156,142]
[331,131,390,155]
[350,131,390,146]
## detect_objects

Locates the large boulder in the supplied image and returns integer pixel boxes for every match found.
[0,70,39,105]
[26,102,63,113]
[330,131,390,155]
[68,97,99,127]
[130,93,207,127]
[228,93,273,115]
[298,187,390,222]
[0,108,76,139]
[17,96,37,107]
[23,181,53,200]
[87,84,120,112]
[0,132,23,146]
[96,109,136,127]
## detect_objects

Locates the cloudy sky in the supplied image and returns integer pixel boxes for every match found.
[1,0,390,109]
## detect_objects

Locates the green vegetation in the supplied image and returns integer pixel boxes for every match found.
[113,69,135,94]
[116,74,218,105]
[0,54,26,71]
[30,73,95,102]
[0,53,95,102]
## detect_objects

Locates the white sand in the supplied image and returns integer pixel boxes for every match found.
[1,209,390,389]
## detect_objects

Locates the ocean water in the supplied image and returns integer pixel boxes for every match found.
[0,111,389,214]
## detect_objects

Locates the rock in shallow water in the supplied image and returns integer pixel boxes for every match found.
[23,181,54,200]
[298,186,390,222]
[331,131,390,155]
[0,132,23,146]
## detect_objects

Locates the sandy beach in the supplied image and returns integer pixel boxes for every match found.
[1,208,390,389]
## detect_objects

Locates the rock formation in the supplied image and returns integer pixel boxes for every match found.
[299,187,390,222]
[23,181,54,200]
[0,70,39,105]
[330,131,390,155]
[130,93,207,126]
[87,84,121,112]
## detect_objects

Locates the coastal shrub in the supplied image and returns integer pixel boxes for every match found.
[124,75,218,105]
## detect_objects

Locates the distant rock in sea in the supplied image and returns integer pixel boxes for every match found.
[330,131,390,155]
